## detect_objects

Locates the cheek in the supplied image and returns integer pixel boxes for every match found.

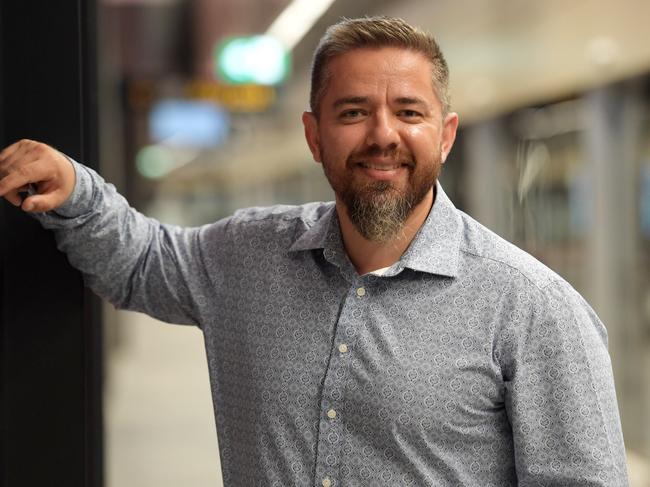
[403,127,441,156]
[322,127,364,158]
[404,125,440,140]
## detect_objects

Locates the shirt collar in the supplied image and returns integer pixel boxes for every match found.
[289,203,339,253]
[398,182,462,278]
[289,181,462,278]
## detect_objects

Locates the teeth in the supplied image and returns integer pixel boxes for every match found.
[360,163,401,170]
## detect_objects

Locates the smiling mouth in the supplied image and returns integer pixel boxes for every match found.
[357,161,412,171]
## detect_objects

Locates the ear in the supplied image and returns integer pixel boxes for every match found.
[440,112,459,163]
[302,111,322,163]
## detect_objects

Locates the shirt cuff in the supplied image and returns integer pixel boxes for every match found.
[51,156,95,218]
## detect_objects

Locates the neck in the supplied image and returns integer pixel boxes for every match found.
[336,187,435,275]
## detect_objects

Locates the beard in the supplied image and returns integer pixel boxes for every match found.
[322,145,440,243]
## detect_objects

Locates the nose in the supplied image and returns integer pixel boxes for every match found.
[365,110,400,151]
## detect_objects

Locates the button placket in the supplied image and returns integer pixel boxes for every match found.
[315,282,367,486]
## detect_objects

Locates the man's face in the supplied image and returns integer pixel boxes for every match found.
[303,47,458,242]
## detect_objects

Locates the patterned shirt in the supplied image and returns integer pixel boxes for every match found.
[37,161,629,486]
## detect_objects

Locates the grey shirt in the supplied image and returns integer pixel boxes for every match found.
[36,161,629,486]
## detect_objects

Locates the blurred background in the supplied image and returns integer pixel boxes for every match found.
[95,0,650,485]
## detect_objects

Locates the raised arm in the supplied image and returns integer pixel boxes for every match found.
[0,139,221,327]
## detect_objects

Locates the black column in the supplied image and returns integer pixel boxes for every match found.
[0,1,102,486]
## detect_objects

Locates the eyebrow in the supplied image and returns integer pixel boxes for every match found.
[331,96,429,109]
[332,96,369,108]
[394,96,429,107]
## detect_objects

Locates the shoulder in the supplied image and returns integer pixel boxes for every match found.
[455,211,610,360]
[197,202,334,265]
[457,210,563,292]
[456,210,606,336]
[229,201,334,231]
[202,201,334,247]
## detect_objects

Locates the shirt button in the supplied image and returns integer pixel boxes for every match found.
[322,478,332,487]
[327,408,337,419]
[356,287,366,297]
[338,343,348,353]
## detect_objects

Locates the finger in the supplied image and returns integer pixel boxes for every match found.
[0,160,50,197]
[22,191,66,212]
[0,171,30,198]
[0,139,38,172]
[0,140,23,165]
[2,188,24,207]
[0,139,34,167]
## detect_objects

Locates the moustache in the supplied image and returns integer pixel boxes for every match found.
[346,146,416,166]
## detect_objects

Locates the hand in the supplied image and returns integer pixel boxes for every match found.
[0,139,76,212]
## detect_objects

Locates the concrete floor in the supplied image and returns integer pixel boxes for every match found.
[105,309,650,486]
[105,309,223,487]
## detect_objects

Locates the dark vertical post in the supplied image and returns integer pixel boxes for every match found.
[0,1,102,486]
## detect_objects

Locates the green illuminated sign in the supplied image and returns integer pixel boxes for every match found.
[136,145,174,179]
[215,35,291,86]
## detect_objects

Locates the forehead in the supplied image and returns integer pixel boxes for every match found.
[323,47,436,103]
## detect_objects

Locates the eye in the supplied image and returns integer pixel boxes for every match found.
[339,109,366,121]
[398,109,423,119]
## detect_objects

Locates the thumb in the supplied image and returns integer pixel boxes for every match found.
[21,191,68,213]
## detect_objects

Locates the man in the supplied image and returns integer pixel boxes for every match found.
[0,16,629,487]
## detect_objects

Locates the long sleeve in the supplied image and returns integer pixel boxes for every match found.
[501,279,629,486]
[32,159,228,327]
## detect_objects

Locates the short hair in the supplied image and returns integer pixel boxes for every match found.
[309,16,450,116]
